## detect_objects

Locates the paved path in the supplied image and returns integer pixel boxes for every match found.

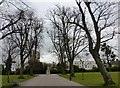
[14,74,88,88]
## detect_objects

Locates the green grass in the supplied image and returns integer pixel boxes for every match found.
[60,72,120,88]
[1,75,34,88]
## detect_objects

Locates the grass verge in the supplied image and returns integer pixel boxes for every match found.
[59,72,120,88]
[2,75,35,88]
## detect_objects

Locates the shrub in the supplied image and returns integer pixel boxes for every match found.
[91,67,99,72]
[111,66,120,71]
[50,67,61,74]
[74,65,80,72]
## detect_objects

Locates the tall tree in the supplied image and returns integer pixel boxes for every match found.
[0,0,30,39]
[2,37,18,83]
[7,10,42,78]
[28,50,40,75]
[48,5,87,80]
[47,26,67,74]
[68,0,117,85]
[29,14,44,75]
[0,0,5,5]
[33,17,43,63]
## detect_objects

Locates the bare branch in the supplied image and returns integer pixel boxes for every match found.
[0,0,5,5]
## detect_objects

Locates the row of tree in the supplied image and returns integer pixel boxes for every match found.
[47,1,118,86]
[0,0,43,80]
[0,0,118,86]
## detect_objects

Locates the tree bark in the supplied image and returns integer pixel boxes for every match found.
[69,61,74,81]
[90,50,115,86]
[19,53,24,79]
[7,70,10,83]
[69,61,72,81]
[71,62,75,76]
[61,62,66,74]
[30,68,33,76]
[29,60,34,76]
[19,63,24,79]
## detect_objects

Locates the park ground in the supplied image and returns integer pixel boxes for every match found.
[60,72,120,88]
[1,75,34,88]
[1,72,120,88]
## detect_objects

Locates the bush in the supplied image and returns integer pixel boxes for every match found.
[91,67,99,72]
[50,67,61,74]
[111,66,120,71]
[87,66,120,72]
[74,65,80,72]
[23,62,47,74]
[79,68,87,72]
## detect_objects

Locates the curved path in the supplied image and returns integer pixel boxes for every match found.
[14,74,88,88]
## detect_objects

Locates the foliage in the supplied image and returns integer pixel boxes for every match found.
[111,66,120,72]
[91,67,99,72]
[24,62,47,74]
[50,67,61,74]
[56,63,67,74]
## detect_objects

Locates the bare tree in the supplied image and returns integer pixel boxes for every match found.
[28,50,40,75]
[2,37,18,83]
[47,26,67,74]
[2,37,18,61]
[33,17,43,63]
[0,0,5,5]
[68,0,117,85]
[6,10,38,78]
[48,5,88,80]
[0,0,31,39]
[0,10,24,39]
[28,14,43,75]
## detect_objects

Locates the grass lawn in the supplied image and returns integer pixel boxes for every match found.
[60,72,120,88]
[1,75,34,88]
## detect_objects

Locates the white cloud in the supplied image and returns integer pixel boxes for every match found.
[40,52,58,63]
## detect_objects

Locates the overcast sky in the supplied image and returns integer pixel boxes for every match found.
[0,0,76,64]
[25,0,77,63]
[27,0,119,63]
[0,0,119,64]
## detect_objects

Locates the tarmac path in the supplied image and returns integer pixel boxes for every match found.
[14,74,88,88]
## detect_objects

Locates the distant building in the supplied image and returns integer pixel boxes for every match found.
[11,63,17,71]
[66,60,98,70]
[73,60,98,70]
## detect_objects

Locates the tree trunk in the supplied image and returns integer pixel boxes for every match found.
[71,63,75,77]
[19,63,24,79]
[30,62,33,76]
[7,70,10,83]
[91,51,115,86]
[19,53,24,79]
[82,61,84,80]
[30,68,33,76]
[69,61,72,81]
[29,51,34,76]
[69,61,74,81]
[61,62,66,74]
